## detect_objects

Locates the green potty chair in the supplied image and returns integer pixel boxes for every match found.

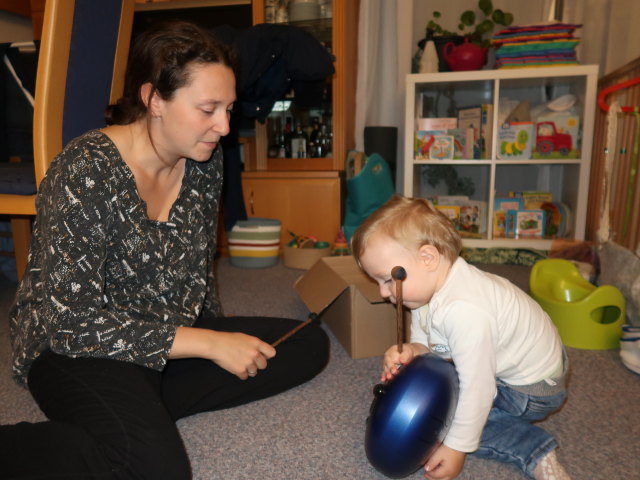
[529,258,625,350]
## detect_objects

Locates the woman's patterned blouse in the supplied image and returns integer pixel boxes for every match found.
[9,130,224,385]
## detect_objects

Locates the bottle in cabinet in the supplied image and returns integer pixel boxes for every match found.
[290,120,309,158]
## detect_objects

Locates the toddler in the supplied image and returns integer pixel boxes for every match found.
[352,195,570,480]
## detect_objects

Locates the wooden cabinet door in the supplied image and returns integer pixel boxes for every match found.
[241,172,342,246]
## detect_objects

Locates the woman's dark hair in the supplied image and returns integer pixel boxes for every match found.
[105,20,236,125]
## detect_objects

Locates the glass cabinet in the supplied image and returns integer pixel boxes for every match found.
[250,0,358,172]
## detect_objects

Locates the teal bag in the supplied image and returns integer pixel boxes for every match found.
[343,153,395,242]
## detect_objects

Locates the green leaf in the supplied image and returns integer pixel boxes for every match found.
[460,10,475,26]
[492,10,504,24]
[476,19,494,35]
[433,11,441,18]
[502,13,514,26]
[479,0,493,16]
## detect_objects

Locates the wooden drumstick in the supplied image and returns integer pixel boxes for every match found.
[271,312,319,347]
[391,266,407,353]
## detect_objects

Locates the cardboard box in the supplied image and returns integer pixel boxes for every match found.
[283,245,331,270]
[294,256,408,359]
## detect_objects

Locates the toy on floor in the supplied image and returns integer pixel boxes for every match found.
[365,267,459,478]
[529,258,625,350]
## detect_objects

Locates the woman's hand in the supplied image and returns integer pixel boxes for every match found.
[380,342,429,382]
[170,327,276,379]
[423,444,466,480]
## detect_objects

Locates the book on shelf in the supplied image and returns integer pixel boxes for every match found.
[509,191,553,209]
[415,128,475,160]
[457,104,494,159]
[497,122,534,159]
[494,194,569,238]
[435,205,461,227]
[539,201,572,237]
[493,197,525,237]
[505,210,546,238]
[431,195,487,236]
[429,135,455,160]
[415,117,458,131]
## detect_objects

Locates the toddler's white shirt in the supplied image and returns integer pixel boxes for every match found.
[410,257,563,453]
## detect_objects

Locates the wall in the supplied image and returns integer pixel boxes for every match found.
[0,10,33,43]
[410,0,640,78]
[567,0,640,75]
[410,0,553,67]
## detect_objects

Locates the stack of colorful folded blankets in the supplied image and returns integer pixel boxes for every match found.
[492,23,581,69]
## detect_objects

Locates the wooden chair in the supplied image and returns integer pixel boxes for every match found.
[0,0,134,281]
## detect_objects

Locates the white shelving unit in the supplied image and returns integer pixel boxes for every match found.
[403,65,599,250]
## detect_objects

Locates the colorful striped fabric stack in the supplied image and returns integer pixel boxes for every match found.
[228,217,281,268]
[492,23,582,69]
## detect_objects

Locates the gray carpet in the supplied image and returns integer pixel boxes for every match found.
[1,258,639,479]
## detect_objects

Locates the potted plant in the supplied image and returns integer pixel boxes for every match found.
[422,0,514,71]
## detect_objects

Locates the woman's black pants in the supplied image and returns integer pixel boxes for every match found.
[0,316,329,479]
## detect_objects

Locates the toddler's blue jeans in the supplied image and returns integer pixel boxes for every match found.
[471,353,568,478]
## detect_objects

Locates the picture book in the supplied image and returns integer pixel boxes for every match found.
[494,197,525,212]
[457,104,493,159]
[429,135,455,160]
[533,111,580,158]
[435,205,460,229]
[493,210,508,237]
[457,106,481,159]
[509,191,553,209]
[505,210,546,238]
[493,197,524,237]
[447,128,475,159]
[459,204,483,237]
[415,117,458,131]
[415,129,474,159]
[431,196,487,235]
[497,122,534,159]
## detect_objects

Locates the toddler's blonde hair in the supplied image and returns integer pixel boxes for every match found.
[351,195,462,264]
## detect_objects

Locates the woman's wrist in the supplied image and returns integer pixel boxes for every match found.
[169,326,218,360]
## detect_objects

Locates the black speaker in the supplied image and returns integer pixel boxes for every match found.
[364,126,398,182]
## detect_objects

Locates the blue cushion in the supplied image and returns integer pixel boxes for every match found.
[63,0,121,145]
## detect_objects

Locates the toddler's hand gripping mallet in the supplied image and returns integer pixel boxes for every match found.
[391,266,407,353]
[271,312,319,347]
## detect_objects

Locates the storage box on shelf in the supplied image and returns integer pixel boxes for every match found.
[403,65,598,250]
